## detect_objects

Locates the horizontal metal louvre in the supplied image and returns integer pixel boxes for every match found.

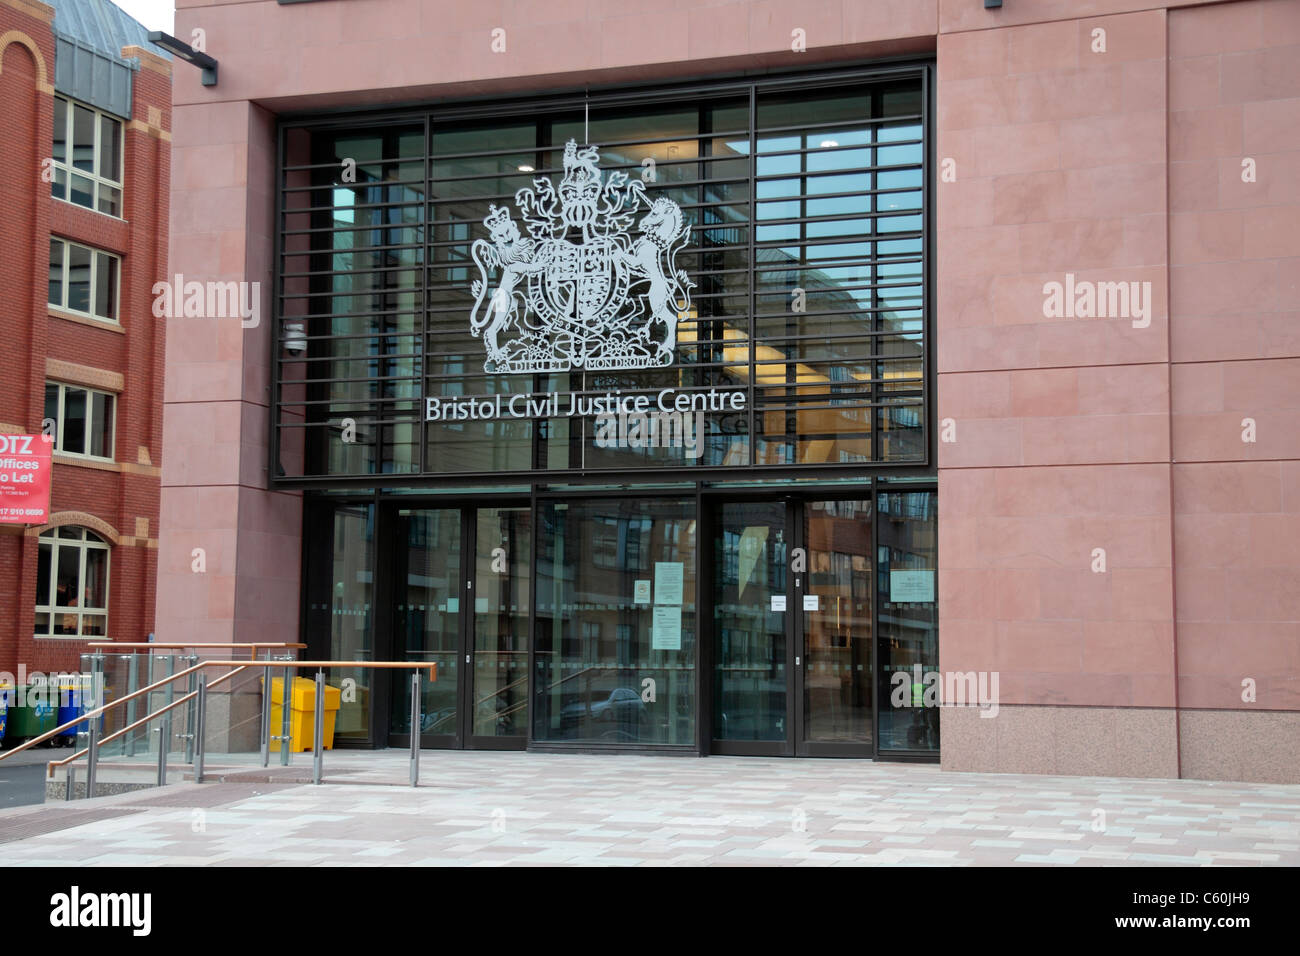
[274,69,927,482]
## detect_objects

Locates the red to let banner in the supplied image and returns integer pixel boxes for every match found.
[0,434,54,524]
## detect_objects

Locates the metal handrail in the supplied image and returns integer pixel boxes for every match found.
[0,660,210,764]
[33,659,438,799]
[0,642,303,765]
[45,666,252,772]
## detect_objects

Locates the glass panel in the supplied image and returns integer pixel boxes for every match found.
[803,499,873,743]
[99,114,121,182]
[48,240,62,306]
[62,388,87,455]
[89,392,113,458]
[472,507,531,737]
[54,545,80,639]
[714,501,787,742]
[83,547,108,608]
[329,505,374,742]
[35,541,52,607]
[69,174,94,209]
[52,97,66,163]
[80,614,107,637]
[71,104,95,173]
[876,490,938,751]
[390,509,461,738]
[98,184,121,218]
[95,253,117,320]
[66,245,91,314]
[44,383,58,440]
[290,123,425,480]
[535,498,696,745]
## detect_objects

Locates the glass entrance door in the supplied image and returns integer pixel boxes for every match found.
[711,497,876,756]
[389,508,462,747]
[469,507,531,746]
[386,505,531,750]
[712,501,791,755]
[800,499,874,756]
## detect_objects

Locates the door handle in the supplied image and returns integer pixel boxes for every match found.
[795,656,801,666]
[465,655,470,664]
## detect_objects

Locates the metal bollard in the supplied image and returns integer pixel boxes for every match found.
[125,654,139,757]
[280,663,292,767]
[156,722,168,787]
[410,671,421,788]
[184,656,198,764]
[194,678,207,783]
[260,659,272,768]
[312,671,325,785]
[66,764,76,802]
[162,655,175,780]
[85,713,100,800]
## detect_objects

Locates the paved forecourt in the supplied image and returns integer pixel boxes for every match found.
[0,752,1296,866]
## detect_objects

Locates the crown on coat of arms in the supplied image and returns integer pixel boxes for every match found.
[483,204,512,231]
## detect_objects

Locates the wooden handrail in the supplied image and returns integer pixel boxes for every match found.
[85,642,305,651]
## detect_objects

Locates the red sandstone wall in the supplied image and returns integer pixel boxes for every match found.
[159,0,1299,780]
[1167,0,1300,781]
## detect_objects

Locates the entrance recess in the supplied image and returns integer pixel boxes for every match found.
[711,498,875,757]
[386,505,530,750]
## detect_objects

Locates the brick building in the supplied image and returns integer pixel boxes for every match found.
[0,0,169,679]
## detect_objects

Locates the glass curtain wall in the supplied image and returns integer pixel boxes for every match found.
[275,73,927,482]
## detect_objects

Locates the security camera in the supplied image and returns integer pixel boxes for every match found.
[283,321,307,355]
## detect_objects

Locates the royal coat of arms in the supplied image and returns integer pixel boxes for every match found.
[468,140,694,373]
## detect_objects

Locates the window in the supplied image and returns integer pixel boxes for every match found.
[48,238,119,322]
[34,527,110,638]
[51,95,123,216]
[44,382,116,459]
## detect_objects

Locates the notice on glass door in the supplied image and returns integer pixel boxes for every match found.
[803,594,820,611]
[634,580,651,605]
[889,570,935,603]
[770,594,787,612]
[654,562,684,605]
[651,605,682,650]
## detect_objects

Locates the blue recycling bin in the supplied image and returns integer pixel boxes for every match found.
[55,680,92,747]
[0,686,8,748]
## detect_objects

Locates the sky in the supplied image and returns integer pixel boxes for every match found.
[112,0,174,34]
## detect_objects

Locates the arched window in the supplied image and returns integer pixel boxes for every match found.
[34,527,109,637]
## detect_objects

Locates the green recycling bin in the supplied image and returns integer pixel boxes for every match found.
[6,686,57,743]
